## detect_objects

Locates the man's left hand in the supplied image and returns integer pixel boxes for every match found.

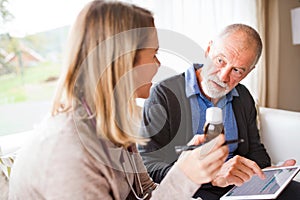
[268,159,296,168]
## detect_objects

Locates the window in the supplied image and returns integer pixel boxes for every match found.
[0,0,89,136]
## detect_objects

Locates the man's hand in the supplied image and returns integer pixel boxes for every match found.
[211,155,266,187]
[267,159,296,169]
[279,159,296,167]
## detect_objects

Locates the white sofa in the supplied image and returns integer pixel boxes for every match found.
[0,130,34,199]
[1,107,300,197]
[259,107,300,164]
[259,107,300,181]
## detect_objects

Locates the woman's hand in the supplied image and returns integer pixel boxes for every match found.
[186,134,206,146]
[176,134,229,185]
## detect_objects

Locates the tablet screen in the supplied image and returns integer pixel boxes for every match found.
[221,166,300,199]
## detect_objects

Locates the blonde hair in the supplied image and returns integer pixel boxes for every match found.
[52,0,155,147]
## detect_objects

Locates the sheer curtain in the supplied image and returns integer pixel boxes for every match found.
[256,0,280,108]
[255,0,267,107]
[124,0,262,102]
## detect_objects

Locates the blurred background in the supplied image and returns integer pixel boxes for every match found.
[0,0,300,136]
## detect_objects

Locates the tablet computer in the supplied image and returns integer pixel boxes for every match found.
[220,166,300,199]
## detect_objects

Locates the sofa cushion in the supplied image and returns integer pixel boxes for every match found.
[259,107,300,181]
[259,107,300,164]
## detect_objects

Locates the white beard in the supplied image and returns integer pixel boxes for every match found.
[200,64,229,99]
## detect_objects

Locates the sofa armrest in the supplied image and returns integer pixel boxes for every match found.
[259,107,300,181]
[0,130,34,156]
[0,130,34,178]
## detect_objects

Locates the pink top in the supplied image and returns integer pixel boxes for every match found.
[9,110,200,199]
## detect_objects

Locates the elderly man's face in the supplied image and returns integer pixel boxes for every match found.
[200,32,257,99]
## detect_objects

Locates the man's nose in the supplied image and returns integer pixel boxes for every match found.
[219,66,231,83]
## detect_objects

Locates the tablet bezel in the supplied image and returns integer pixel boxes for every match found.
[220,165,300,200]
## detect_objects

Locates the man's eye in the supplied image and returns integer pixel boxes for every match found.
[216,57,226,65]
[232,68,244,76]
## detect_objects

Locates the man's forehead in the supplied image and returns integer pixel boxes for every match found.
[211,44,256,69]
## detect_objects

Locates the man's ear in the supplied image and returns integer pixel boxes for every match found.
[250,65,256,72]
[242,65,256,79]
[205,40,213,57]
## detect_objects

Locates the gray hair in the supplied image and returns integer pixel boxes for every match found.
[219,23,262,65]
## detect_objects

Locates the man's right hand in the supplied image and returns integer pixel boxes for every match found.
[211,155,266,187]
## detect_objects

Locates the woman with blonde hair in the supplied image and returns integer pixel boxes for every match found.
[9,1,228,199]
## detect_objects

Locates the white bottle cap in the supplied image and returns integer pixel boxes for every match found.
[206,107,223,124]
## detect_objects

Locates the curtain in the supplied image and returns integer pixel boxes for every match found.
[256,0,267,107]
[265,0,280,108]
[256,0,280,108]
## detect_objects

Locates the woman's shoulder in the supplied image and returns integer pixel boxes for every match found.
[9,112,115,198]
